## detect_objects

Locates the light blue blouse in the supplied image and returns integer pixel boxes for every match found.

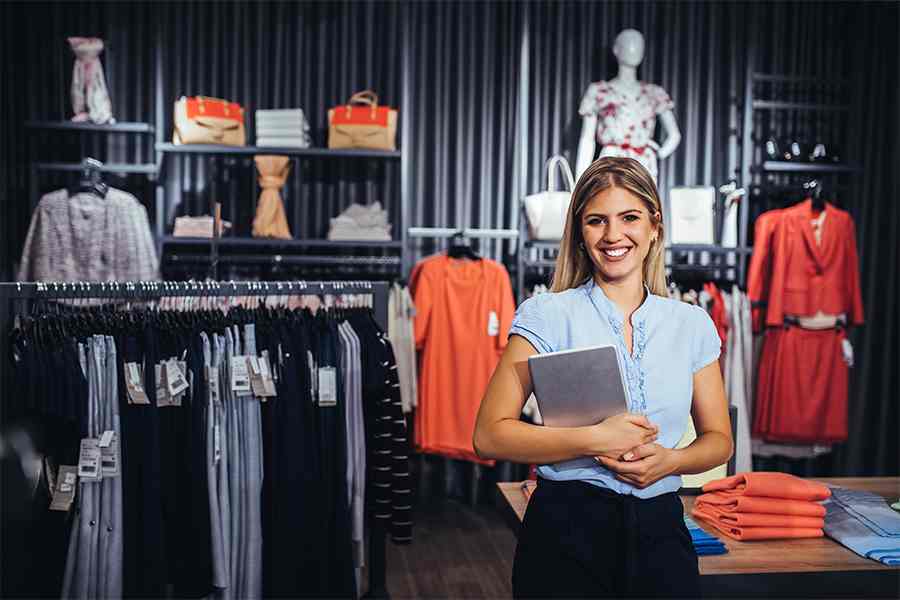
[509,278,721,499]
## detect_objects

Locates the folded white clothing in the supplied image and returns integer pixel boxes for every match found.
[339,201,389,225]
[256,127,309,136]
[256,118,310,128]
[256,109,307,118]
[255,138,311,148]
[327,228,392,241]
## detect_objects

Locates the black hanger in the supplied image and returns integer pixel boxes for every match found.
[804,178,825,211]
[69,157,108,198]
[447,232,480,260]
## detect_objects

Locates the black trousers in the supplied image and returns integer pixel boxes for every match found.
[512,479,700,599]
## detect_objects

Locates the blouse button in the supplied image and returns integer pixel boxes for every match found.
[90,520,96,526]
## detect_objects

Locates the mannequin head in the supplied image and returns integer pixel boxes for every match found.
[613,29,645,68]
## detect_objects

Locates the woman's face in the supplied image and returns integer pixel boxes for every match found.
[580,185,658,284]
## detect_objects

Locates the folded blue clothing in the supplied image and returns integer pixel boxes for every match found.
[824,486,900,566]
[695,545,728,556]
[685,515,729,555]
[829,486,900,537]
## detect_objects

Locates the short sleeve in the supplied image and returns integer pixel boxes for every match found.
[508,294,556,354]
[578,83,602,117]
[690,305,721,373]
[652,85,675,115]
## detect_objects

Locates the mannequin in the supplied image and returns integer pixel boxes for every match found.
[575,29,680,182]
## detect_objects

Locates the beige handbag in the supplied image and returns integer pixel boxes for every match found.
[327,90,397,150]
[252,155,292,239]
[173,96,246,146]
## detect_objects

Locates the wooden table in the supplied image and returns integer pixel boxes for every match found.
[496,477,900,598]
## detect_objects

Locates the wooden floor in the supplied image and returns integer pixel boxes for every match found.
[386,498,517,599]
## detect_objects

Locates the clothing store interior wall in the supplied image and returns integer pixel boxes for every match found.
[2,0,900,583]
[2,0,899,598]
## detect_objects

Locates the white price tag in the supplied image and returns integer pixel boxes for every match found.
[231,356,251,395]
[78,438,102,482]
[318,367,337,407]
[99,430,115,448]
[488,310,500,337]
[167,359,190,396]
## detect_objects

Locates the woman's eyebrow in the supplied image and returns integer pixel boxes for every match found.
[583,208,644,218]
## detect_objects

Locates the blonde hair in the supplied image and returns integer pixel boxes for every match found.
[550,156,667,296]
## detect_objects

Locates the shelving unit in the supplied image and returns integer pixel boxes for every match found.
[25,119,160,216]
[161,237,403,250]
[156,142,400,158]
[155,141,404,279]
[758,161,857,174]
[738,69,859,283]
[25,120,155,133]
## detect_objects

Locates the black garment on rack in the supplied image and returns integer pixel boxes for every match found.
[119,329,167,599]
[3,321,88,599]
[348,312,413,544]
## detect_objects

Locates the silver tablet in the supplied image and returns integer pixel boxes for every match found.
[528,345,630,427]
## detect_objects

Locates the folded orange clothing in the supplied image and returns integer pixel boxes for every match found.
[692,506,823,541]
[693,500,824,529]
[696,491,827,517]
[702,471,831,501]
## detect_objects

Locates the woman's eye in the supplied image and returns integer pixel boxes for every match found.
[586,217,605,225]
[624,214,639,222]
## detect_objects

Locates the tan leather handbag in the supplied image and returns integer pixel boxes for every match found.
[327,90,397,150]
[173,96,246,146]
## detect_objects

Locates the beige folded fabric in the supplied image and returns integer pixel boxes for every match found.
[252,155,292,239]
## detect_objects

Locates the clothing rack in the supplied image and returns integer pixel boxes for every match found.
[407,227,519,239]
[0,279,392,599]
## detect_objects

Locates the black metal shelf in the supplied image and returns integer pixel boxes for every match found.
[523,240,561,250]
[156,142,401,159]
[161,236,402,250]
[759,161,857,174]
[35,161,158,175]
[165,253,402,267]
[752,73,848,85]
[752,101,849,112]
[26,120,155,133]
[667,245,754,255]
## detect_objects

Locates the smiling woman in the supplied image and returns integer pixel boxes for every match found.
[472,157,733,598]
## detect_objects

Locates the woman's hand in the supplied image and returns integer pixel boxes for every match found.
[595,443,680,489]
[583,413,659,460]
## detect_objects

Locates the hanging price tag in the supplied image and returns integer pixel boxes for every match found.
[49,466,78,512]
[247,356,267,398]
[259,355,277,397]
[231,356,251,395]
[125,362,150,405]
[100,434,120,478]
[77,438,102,482]
[318,367,337,407]
[167,359,190,397]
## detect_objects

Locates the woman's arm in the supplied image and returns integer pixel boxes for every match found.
[596,360,733,488]
[473,335,658,464]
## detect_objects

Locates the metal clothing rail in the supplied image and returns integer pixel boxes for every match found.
[0,278,393,599]
[407,226,519,239]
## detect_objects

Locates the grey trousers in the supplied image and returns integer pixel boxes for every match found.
[62,336,123,599]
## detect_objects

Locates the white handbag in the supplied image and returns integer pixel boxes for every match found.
[523,155,576,240]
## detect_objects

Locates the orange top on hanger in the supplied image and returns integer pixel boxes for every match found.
[411,254,515,464]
